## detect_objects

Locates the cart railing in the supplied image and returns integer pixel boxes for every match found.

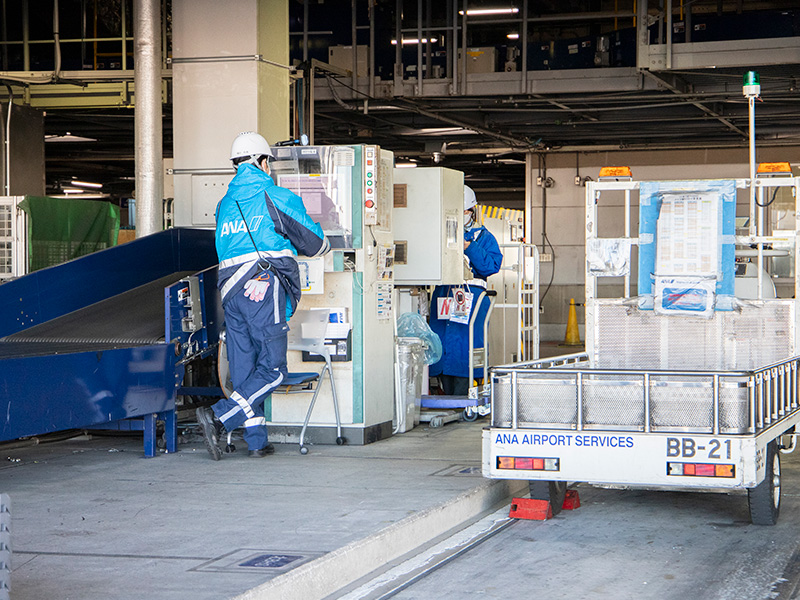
[490,355,800,436]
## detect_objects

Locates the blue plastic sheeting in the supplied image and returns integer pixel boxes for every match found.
[637,180,736,311]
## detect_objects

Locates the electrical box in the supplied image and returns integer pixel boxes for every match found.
[328,45,369,77]
[457,47,497,74]
[392,167,464,285]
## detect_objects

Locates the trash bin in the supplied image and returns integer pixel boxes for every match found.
[395,336,425,433]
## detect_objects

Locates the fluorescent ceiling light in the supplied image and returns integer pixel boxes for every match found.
[395,162,418,168]
[45,132,97,142]
[50,192,109,199]
[391,37,438,45]
[459,8,519,16]
[399,127,476,136]
[71,180,103,189]
[507,33,520,39]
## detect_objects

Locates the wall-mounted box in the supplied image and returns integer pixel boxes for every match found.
[393,167,464,285]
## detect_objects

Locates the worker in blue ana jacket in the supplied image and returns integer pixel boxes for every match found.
[429,185,503,396]
[197,132,330,460]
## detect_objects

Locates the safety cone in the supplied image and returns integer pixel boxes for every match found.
[564,298,582,346]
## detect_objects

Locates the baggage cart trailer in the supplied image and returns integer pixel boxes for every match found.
[483,170,800,525]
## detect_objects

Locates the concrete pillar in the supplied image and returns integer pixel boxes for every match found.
[171,0,289,228]
[134,0,164,237]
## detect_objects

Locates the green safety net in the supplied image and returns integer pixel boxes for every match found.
[18,196,120,272]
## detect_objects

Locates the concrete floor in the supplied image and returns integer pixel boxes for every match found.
[1,417,516,600]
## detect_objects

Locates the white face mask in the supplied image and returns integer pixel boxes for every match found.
[464,209,475,228]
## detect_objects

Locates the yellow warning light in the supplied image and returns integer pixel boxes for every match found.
[598,166,633,179]
[756,162,792,176]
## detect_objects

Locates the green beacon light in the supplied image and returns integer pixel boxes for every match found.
[743,71,761,97]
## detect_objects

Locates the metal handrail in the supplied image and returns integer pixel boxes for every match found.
[492,354,800,436]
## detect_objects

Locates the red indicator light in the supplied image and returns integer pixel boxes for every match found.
[684,464,696,476]
[367,160,373,165]
[696,464,715,477]
[365,199,374,209]
[533,458,544,470]
[515,457,533,470]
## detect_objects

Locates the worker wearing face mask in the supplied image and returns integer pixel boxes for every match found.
[196,131,330,460]
[429,185,502,396]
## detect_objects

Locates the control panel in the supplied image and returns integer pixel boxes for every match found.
[364,145,378,225]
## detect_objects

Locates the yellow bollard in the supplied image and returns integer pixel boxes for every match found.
[564,298,582,346]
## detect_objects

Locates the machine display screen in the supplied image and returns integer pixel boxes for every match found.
[272,146,354,249]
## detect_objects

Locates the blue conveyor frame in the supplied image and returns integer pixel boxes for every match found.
[0,228,222,456]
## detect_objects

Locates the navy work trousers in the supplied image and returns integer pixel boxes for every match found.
[212,273,288,451]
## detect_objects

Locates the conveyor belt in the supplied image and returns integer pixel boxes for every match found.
[0,272,194,354]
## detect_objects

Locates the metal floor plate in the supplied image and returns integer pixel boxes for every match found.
[191,548,325,574]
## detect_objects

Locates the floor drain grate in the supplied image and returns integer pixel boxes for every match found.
[192,548,324,574]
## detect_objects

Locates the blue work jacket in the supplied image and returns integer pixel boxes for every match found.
[464,225,503,281]
[215,164,329,315]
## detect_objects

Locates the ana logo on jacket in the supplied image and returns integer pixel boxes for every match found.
[220,215,263,237]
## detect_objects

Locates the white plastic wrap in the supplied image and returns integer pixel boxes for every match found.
[587,238,631,277]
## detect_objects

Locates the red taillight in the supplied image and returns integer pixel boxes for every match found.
[667,462,735,478]
[497,456,559,471]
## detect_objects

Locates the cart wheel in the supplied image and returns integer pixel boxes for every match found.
[462,408,479,422]
[336,437,346,446]
[529,480,568,516]
[225,443,236,454]
[430,416,444,428]
[748,440,781,525]
[299,445,309,455]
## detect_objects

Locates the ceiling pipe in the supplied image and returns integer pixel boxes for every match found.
[134,0,163,237]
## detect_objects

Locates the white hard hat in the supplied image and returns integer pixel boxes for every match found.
[230,131,274,161]
[464,185,477,211]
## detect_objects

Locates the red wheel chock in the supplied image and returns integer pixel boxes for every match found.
[509,498,553,520]
[509,490,581,520]
[562,489,581,510]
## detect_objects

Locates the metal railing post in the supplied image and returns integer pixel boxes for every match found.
[644,372,651,433]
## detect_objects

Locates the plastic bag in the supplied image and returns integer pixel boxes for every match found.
[396,312,443,365]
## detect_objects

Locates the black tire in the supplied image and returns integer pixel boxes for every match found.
[462,408,479,422]
[748,440,781,526]
[529,480,568,516]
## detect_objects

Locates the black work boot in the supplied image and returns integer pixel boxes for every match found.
[196,406,223,461]
[248,443,275,458]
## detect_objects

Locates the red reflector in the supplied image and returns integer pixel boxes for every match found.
[533,458,544,470]
[696,464,716,477]
[684,463,696,476]
[515,457,534,470]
